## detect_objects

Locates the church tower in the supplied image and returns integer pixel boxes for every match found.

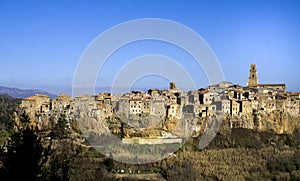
[247,64,258,87]
[170,82,176,90]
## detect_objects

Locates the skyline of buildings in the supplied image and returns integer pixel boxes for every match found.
[19,64,300,137]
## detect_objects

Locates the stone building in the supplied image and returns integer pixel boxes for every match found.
[21,94,50,113]
[167,103,181,119]
[275,100,285,112]
[20,94,50,127]
[188,91,200,104]
[231,100,240,116]
[238,99,252,115]
[251,99,259,111]
[206,104,216,117]
[150,98,166,118]
[116,98,130,117]
[96,92,112,104]
[212,98,231,114]
[129,99,142,115]
[258,84,286,92]
[199,91,213,105]
[52,94,73,112]
[142,99,150,113]
[98,104,113,120]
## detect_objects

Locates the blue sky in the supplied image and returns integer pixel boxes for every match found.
[0,0,300,94]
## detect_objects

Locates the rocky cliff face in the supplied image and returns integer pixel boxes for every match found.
[226,110,299,134]
[73,96,111,138]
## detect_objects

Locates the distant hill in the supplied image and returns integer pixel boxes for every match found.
[0,86,57,99]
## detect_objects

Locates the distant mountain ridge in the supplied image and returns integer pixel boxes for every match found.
[0,86,57,99]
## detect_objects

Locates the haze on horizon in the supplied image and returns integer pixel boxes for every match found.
[1,0,300,95]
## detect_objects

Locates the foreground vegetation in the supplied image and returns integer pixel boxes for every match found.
[0,94,300,180]
[0,94,20,145]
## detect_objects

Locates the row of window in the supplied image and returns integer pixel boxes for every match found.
[131,109,141,112]
[131,105,141,108]
[131,101,142,104]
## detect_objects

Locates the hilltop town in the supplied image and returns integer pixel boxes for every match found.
[18,64,300,142]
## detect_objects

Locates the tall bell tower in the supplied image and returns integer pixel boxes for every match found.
[247,64,258,87]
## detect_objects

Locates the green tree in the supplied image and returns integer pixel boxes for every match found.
[0,112,49,180]
[45,113,79,180]
[0,94,21,130]
[45,147,71,181]
[104,152,114,172]
[50,113,70,139]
